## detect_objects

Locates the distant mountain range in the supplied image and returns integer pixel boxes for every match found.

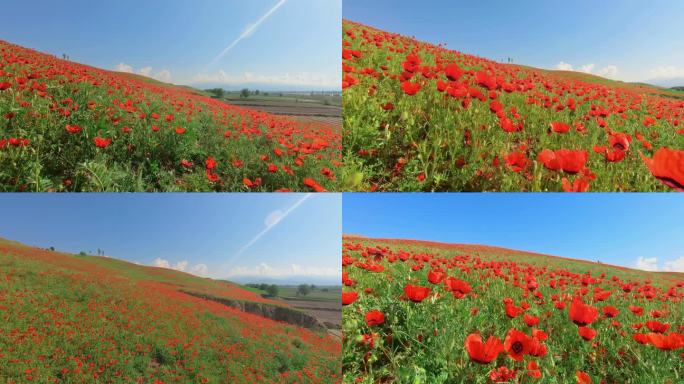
[643,77,684,88]
[228,275,341,286]
[188,82,341,93]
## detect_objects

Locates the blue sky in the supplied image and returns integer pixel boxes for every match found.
[0,0,341,89]
[344,193,684,272]
[344,0,684,85]
[0,193,342,284]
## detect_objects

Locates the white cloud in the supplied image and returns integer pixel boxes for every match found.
[138,66,153,77]
[154,69,172,83]
[153,257,170,269]
[115,63,134,73]
[191,70,340,88]
[191,264,209,276]
[649,66,684,80]
[634,256,659,271]
[173,260,188,272]
[265,209,285,228]
[226,262,340,278]
[556,61,574,71]
[114,63,172,83]
[598,65,618,79]
[663,257,684,272]
[554,61,618,79]
[152,258,209,276]
[210,0,287,65]
[579,63,595,74]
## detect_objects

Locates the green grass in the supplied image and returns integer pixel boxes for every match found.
[342,237,683,384]
[342,21,684,192]
[0,238,341,383]
[0,40,340,192]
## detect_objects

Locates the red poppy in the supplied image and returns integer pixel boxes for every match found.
[175,127,186,135]
[504,329,531,361]
[608,132,631,151]
[205,157,217,170]
[243,178,262,189]
[632,333,649,344]
[427,269,445,284]
[523,314,539,327]
[640,148,684,191]
[549,121,570,134]
[65,124,81,134]
[382,102,394,111]
[365,310,385,326]
[505,303,523,318]
[602,306,619,318]
[303,178,326,192]
[647,332,684,350]
[342,291,358,305]
[505,151,528,172]
[404,283,431,302]
[444,64,464,81]
[527,360,542,379]
[490,366,518,382]
[444,277,472,295]
[401,81,421,96]
[464,333,503,364]
[568,297,598,326]
[93,137,111,148]
[206,171,219,183]
[562,177,590,192]
[578,326,597,341]
[629,305,644,316]
[576,371,591,384]
[538,149,588,173]
[645,320,669,333]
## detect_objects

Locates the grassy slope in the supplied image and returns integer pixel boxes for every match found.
[0,40,340,192]
[342,20,684,192]
[342,236,683,383]
[0,238,341,383]
[343,235,683,284]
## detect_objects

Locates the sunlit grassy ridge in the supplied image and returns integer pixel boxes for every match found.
[342,236,683,383]
[0,40,340,192]
[0,238,341,383]
[342,20,684,192]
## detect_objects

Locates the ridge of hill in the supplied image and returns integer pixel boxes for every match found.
[342,20,684,192]
[341,235,683,383]
[0,237,341,382]
[0,40,340,192]
[342,235,684,282]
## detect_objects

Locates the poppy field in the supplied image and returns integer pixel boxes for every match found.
[342,20,684,191]
[0,40,340,191]
[341,236,684,383]
[0,237,341,383]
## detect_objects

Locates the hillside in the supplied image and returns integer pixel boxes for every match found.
[0,237,341,383]
[342,20,684,192]
[0,40,340,192]
[342,236,683,383]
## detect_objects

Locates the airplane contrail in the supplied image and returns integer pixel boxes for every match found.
[209,0,287,66]
[230,193,312,262]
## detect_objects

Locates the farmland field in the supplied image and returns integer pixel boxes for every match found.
[247,285,342,337]
[0,237,341,383]
[341,236,684,383]
[342,20,684,191]
[219,93,342,130]
[0,40,340,192]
